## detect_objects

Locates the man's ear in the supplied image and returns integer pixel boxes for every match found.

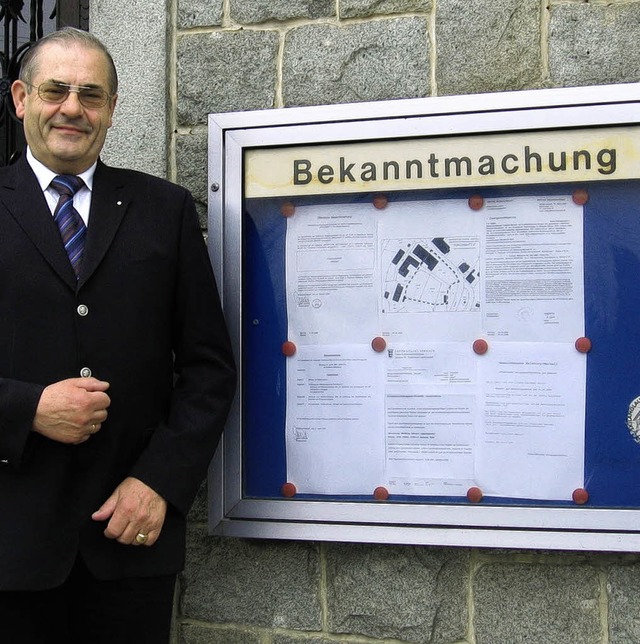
[11,80,27,120]
[107,93,117,128]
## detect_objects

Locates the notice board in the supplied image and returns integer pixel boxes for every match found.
[208,84,640,550]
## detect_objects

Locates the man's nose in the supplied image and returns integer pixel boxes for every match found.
[59,89,83,114]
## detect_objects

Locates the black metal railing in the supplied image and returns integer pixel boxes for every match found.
[0,0,86,165]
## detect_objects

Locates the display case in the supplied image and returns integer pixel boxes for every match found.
[207,84,640,550]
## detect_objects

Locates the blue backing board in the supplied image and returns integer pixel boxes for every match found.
[242,181,640,508]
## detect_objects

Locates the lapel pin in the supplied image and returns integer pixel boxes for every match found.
[116,200,122,206]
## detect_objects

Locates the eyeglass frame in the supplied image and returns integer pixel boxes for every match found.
[24,80,114,109]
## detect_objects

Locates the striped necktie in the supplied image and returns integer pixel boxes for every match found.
[51,174,86,278]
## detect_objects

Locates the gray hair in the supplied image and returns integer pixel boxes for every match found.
[19,27,118,96]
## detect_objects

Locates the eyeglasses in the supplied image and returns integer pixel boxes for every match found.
[26,81,112,109]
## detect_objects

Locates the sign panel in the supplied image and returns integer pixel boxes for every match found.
[208,84,640,550]
[245,126,634,197]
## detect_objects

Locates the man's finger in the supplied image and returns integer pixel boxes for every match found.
[91,493,117,523]
[76,377,110,388]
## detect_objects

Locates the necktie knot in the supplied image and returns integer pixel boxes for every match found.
[51,174,84,198]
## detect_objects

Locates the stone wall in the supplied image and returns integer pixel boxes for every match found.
[90,1,640,643]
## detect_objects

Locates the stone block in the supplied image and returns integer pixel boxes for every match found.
[340,0,431,19]
[325,543,469,642]
[473,562,602,644]
[283,18,430,107]
[230,0,334,24]
[178,0,224,28]
[91,0,167,177]
[608,562,640,644]
[549,4,640,87]
[176,130,209,228]
[179,622,262,644]
[273,637,339,644]
[436,0,543,95]
[177,31,279,125]
[180,527,322,630]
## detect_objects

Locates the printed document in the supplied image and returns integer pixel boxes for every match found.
[284,195,585,500]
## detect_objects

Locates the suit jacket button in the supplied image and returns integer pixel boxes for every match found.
[80,367,92,378]
[77,304,89,316]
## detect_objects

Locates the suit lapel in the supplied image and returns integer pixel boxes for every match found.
[79,161,129,288]
[0,157,131,290]
[0,156,78,289]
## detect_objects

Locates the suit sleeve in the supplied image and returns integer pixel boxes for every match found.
[0,379,45,468]
[128,190,237,515]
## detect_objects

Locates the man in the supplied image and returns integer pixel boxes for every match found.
[0,27,236,643]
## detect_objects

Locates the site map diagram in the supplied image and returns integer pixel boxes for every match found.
[381,236,481,314]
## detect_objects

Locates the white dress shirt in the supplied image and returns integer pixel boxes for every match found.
[26,147,96,226]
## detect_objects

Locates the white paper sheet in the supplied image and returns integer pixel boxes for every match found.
[482,195,584,342]
[285,345,385,494]
[477,343,586,500]
[385,389,478,496]
[286,204,378,344]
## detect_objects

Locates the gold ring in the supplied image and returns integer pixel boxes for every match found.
[91,424,96,432]
[135,532,148,544]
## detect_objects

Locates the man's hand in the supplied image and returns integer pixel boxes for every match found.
[91,476,167,547]
[32,377,110,444]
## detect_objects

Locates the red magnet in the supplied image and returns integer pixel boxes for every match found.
[575,337,592,353]
[572,189,589,206]
[572,488,589,505]
[467,486,483,503]
[281,482,297,498]
[371,336,387,352]
[468,194,484,211]
[281,341,297,357]
[280,202,296,217]
[473,338,489,355]
[373,486,389,501]
[373,194,388,210]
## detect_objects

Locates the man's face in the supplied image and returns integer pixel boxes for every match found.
[11,42,117,174]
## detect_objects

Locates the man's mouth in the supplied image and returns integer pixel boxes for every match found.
[51,122,90,135]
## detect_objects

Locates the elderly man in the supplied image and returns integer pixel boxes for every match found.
[0,27,236,643]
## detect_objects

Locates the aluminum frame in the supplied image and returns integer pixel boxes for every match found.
[207,83,640,551]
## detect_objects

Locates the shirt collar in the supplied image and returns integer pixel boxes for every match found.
[26,147,96,192]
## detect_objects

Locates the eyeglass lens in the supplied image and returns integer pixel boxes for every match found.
[37,82,109,108]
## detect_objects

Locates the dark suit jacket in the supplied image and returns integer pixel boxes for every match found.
[0,155,236,590]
